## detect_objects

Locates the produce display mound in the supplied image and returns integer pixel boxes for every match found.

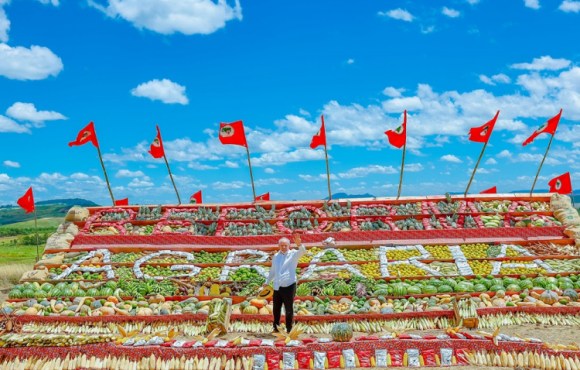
[2,193,580,369]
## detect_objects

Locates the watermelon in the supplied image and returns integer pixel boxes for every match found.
[503,277,518,286]
[533,276,547,288]
[558,281,574,290]
[86,288,99,297]
[22,289,36,298]
[546,277,558,285]
[428,279,443,287]
[8,289,22,299]
[544,283,558,291]
[391,283,407,296]
[563,289,579,301]
[99,287,114,297]
[105,281,118,289]
[330,323,353,342]
[62,288,74,297]
[491,278,504,287]
[490,284,505,292]
[474,284,487,292]
[437,285,453,293]
[506,284,521,292]
[407,286,422,295]
[55,282,68,290]
[518,279,533,290]
[455,282,474,293]
[422,285,438,294]
[480,279,493,289]
[41,283,53,292]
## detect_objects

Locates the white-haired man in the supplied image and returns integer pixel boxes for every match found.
[263,233,306,333]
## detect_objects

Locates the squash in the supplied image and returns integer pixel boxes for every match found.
[258,307,269,315]
[250,299,267,309]
[232,306,242,315]
[330,323,353,342]
[539,290,559,305]
[257,286,273,299]
[243,306,259,314]
[563,288,578,302]
[107,296,119,304]
[209,284,221,296]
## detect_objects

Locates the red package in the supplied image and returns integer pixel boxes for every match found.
[274,341,286,347]
[390,350,404,367]
[455,348,470,365]
[356,350,372,367]
[297,352,312,369]
[160,340,176,347]
[327,351,342,369]
[422,349,438,366]
[181,341,198,348]
[357,335,379,341]
[204,340,218,347]
[422,335,437,340]
[461,332,475,340]
[248,339,262,347]
[266,353,280,369]
[397,334,412,340]
[301,338,316,344]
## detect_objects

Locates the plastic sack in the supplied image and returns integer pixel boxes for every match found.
[375,349,388,368]
[406,349,420,367]
[282,352,295,370]
[422,349,438,366]
[455,348,470,365]
[342,349,356,368]
[297,352,312,369]
[356,350,372,367]
[390,350,404,367]
[327,351,342,369]
[266,353,280,370]
[313,352,326,370]
[253,354,266,370]
[440,348,453,366]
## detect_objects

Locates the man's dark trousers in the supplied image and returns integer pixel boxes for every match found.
[272,283,296,332]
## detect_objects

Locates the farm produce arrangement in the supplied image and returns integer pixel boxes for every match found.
[2,193,580,369]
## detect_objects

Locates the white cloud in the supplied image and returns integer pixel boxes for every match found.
[0,43,63,80]
[511,56,571,71]
[498,150,512,158]
[559,0,580,12]
[6,102,66,126]
[3,160,19,168]
[131,78,188,105]
[0,6,9,43]
[252,148,324,167]
[338,165,398,179]
[224,160,239,168]
[346,58,355,65]
[515,153,561,165]
[299,174,333,182]
[485,158,498,165]
[406,163,424,172]
[298,108,310,117]
[0,115,29,133]
[480,73,511,85]
[264,168,275,174]
[466,0,480,4]
[441,154,462,163]
[383,87,404,98]
[187,162,218,170]
[420,25,435,34]
[89,0,242,35]
[524,0,540,9]
[116,169,145,178]
[36,0,60,5]
[379,8,414,22]
[442,7,460,17]
[128,178,154,188]
[70,172,90,180]
[213,180,246,190]
[255,178,289,186]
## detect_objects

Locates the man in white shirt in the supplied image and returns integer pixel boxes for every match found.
[263,233,306,333]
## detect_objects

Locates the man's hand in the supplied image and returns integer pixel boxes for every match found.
[293,233,302,246]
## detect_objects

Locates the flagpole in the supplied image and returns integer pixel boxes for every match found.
[95,145,116,206]
[396,143,406,199]
[245,146,257,200]
[464,141,489,197]
[33,208,39,262]
[163,154,181,204]
[530,134,554,196]
[324,143,332,200]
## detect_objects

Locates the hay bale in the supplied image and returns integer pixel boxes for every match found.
[65,206,89,222]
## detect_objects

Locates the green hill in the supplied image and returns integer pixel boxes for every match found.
[0,198,97,226]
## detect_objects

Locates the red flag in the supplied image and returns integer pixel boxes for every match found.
[255,192,270,202]
[149,125,165,159]
[68,121,99,148]
[385,110,407,149]
[17,187,35,213]
[522,109,562,146]
[190,190,202,204]
[310,115,327,149]
[548,172,572,194]
[469,111,499,143]
[480,186,497,194]
[219,121,247,147]
[115,198,129,206]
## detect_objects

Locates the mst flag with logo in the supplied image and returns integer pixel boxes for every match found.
[115,198,129,206]
[255,192,270,201]
[523,109,562,146]
[310,115,327,149]
[190,190,202,204]
[469,111,499,143]
[385,110,407,148]
[219,121,247,147]
[548,172,572,194]
[149,125,165,159]
[68,122,99,148]
[17,187,35,213]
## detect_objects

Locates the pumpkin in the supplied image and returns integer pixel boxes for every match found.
[258,286,273,299]
[232,306,242,315]
[250,299,267,309]
[107,296,119,304]
[563,288,578,302]
[330,323,353,342]
[258,307,269,315]
[243,306,259,314]
[539,290,559,305]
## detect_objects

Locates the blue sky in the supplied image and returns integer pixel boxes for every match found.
[1,0,579,205]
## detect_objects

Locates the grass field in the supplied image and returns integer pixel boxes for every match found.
[0,217,62,230]
[0,243,44,265]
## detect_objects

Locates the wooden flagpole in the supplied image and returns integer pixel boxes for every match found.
[464,140,489,197]
[33,207,39,262]
[95,145,115,206]
[396,142,406,199]
[245,146,257,200]
[530,134,555,196]
[324,143,332,200]
[163,154,181,204]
